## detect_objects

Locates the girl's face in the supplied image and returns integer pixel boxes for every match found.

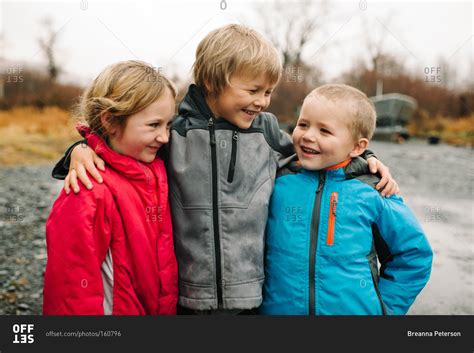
[108,87,175,163]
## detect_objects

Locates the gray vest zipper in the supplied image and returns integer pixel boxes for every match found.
[208,117,223,308]
[309,171,326,315]
[227,131,238,183]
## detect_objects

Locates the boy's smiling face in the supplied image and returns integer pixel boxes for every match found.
[206,72,276,129]
[293,95,367,170]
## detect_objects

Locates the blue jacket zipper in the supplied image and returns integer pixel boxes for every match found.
[309,171,326,315]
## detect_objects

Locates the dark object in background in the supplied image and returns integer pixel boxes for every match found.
[370,93,418,143]
[428,135,441,145]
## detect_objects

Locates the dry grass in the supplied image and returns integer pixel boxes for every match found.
[0,106,79,165]
[407,111,474,147]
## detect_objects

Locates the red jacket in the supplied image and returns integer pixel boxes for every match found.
[43,129,178,315]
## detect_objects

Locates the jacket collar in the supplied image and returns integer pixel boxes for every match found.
[178,84,215,120]
[300,156,372,181]
[78,125,155,181]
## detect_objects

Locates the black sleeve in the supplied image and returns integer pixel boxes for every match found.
[361,149,377,160]
[52,139,87,180]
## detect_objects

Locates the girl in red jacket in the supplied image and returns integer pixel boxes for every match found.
[43,60,178,315]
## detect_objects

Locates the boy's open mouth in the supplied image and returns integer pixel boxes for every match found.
[242,109,259,116]
[301,146,320,155]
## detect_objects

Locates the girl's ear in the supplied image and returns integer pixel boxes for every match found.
[349,138,369,157]
[100,112,117,136]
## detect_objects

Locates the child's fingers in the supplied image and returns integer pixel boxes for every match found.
[93,156,106,172]
[384,180,400,197]
[367,157,378,173]
[76,164,93,190]
[69,169,80,194]
[64,174,71,194]
[85,160,103,184]
[376,175,390,195]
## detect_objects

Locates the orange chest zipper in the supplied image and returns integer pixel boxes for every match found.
[326,192,338,246]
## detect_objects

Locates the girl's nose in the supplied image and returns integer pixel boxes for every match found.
[156,130,169,144]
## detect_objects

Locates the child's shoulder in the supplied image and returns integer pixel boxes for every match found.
[344,157,382,192]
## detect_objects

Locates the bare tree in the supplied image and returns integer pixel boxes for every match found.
[256,0,330,68]
[38,17,61,82]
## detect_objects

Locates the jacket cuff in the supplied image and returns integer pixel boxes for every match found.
[362,149,377,160]
[51,139,87,180]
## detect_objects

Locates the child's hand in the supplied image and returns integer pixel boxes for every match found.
[65,143,105,194]
[367,157,400,197]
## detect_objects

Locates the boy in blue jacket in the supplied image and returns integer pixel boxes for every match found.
[261,84,432,315]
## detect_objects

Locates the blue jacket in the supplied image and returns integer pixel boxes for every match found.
[260,157,432,315]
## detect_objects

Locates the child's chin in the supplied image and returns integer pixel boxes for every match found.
[138,155,156,163]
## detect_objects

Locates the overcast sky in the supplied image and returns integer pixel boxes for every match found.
[0,0,472,89]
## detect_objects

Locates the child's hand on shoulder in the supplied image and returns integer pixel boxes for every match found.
[65,143,105,194]
[367,157,400,197]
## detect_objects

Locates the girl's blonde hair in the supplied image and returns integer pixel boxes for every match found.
[193,24,282,97]
[76,60,176,138]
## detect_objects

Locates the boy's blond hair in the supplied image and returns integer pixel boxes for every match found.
[306,84,376,141]
[193,24,282,96]
[77,60,176,139]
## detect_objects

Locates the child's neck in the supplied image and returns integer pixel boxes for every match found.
[324,158,352,170]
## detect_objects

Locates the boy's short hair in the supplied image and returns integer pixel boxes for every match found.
[193,24,282,96]
[307,84,377,141]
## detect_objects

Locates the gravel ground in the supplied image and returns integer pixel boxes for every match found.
[0,139,473,315]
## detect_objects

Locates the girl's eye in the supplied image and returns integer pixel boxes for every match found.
[321,128,331,134]
[298,122,307,128]
[149,123,160,128]
[249,89,258,94]
[265,91,273,97]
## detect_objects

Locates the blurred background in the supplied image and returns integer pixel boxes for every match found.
[0,0,472,315]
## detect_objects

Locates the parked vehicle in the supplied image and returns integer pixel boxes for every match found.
[370,93,418,143]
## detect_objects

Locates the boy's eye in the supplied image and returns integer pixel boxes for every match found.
[265,91,273,97]
[149,123,160,128]
[298,122,307,128]
[321,128,331,134]
[249,89,258,94]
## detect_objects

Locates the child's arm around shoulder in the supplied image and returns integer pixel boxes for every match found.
[258,112,296,168]
[43,184,113,315]
[373,193,433,315]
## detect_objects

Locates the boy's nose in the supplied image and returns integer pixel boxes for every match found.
[254,94,267,108]
[302,132,316,142]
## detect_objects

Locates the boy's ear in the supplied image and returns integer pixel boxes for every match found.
[349,138,369,157]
